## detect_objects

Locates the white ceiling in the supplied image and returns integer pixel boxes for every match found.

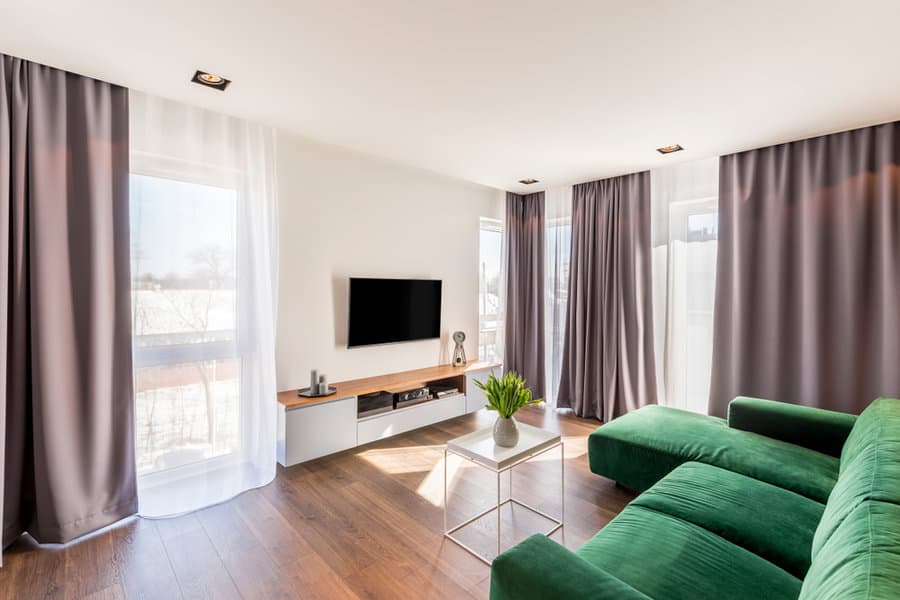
[4,1,900,192]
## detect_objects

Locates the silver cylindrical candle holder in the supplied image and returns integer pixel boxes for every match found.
[310,369,318,394]
[318,374,328,395]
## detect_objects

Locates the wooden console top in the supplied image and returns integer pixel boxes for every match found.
[277,361,501,409]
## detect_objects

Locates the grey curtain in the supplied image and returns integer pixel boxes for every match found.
[557,173,657,420]
[504,191,546,399]
[709,121,900,416]
[1,54,137,547]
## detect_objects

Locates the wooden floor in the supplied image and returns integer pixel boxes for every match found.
[0,406,634,600]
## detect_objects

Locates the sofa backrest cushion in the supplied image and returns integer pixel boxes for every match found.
[839,397,900,467]
[800,500,900,600]
[811,398,900,558]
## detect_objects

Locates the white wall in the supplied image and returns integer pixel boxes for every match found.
[275,133,504,391]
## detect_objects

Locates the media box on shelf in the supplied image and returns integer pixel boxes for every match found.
[357,391,394,418]
[394,387,431,409]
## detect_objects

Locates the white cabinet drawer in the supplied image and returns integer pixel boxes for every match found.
[278,396,357,466]
[465,366,500,414]
[357,394,466,446]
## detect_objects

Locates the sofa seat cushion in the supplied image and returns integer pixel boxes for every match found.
[800,500,900,600]
[588,405,840,502]
[813,398,900,558]
[576,505,802,600]
[631,462,824,578]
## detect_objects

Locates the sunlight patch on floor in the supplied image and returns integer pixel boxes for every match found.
[416,453,463,507]
[356,444,477,507]
[355,433,587,508]
[357,444,443,475]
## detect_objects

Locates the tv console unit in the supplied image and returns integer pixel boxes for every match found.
[276,362,501,466]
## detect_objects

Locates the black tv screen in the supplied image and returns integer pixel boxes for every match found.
[348,278,442,347]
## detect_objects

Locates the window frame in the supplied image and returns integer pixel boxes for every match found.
[669,195,718,241]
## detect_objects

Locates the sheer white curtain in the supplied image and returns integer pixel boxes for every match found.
[543,186,573,406]
[129,91,279,516]
[495,227,507,369]
[478,218,504,362]
[651,158,719,413]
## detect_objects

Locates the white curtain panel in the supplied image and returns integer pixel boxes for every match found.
[129,91,279,516]
[543,186,573,407]
[650,158,718,414]
[495,221,507,369]
[480,218,505,364]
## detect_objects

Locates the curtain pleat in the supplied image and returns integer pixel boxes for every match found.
[557,172,657,420]
[709,121,900,416]
[1,53,136,546]
[504,191,546,399]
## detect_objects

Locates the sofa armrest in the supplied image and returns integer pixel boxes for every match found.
[727,397,857,458]
[490,534,651,600]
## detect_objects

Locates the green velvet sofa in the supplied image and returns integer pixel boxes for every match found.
[490,396,900,600]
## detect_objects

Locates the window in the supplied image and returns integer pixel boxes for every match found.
[651,157,719,414]
[129,90,277,517]
[686,211,718,242]
[669,198,718,410]
[130,174,241,476]
[478,218,503,362]
[544,220,572,403]
[543,186,573,406]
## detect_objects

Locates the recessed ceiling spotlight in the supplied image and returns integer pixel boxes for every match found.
[518,178,539,185]
[656,144,684,155]
[191,70,231,91]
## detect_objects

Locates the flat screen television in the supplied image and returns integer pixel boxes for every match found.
[348,278,442,347]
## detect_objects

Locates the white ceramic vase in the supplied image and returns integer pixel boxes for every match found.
[493,416,519,447]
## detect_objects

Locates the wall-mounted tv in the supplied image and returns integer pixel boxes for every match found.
[348,278,442,347]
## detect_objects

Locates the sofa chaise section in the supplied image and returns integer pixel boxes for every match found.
[587,400,842,502]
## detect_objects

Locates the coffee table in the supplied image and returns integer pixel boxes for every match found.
[443,422,563,564]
